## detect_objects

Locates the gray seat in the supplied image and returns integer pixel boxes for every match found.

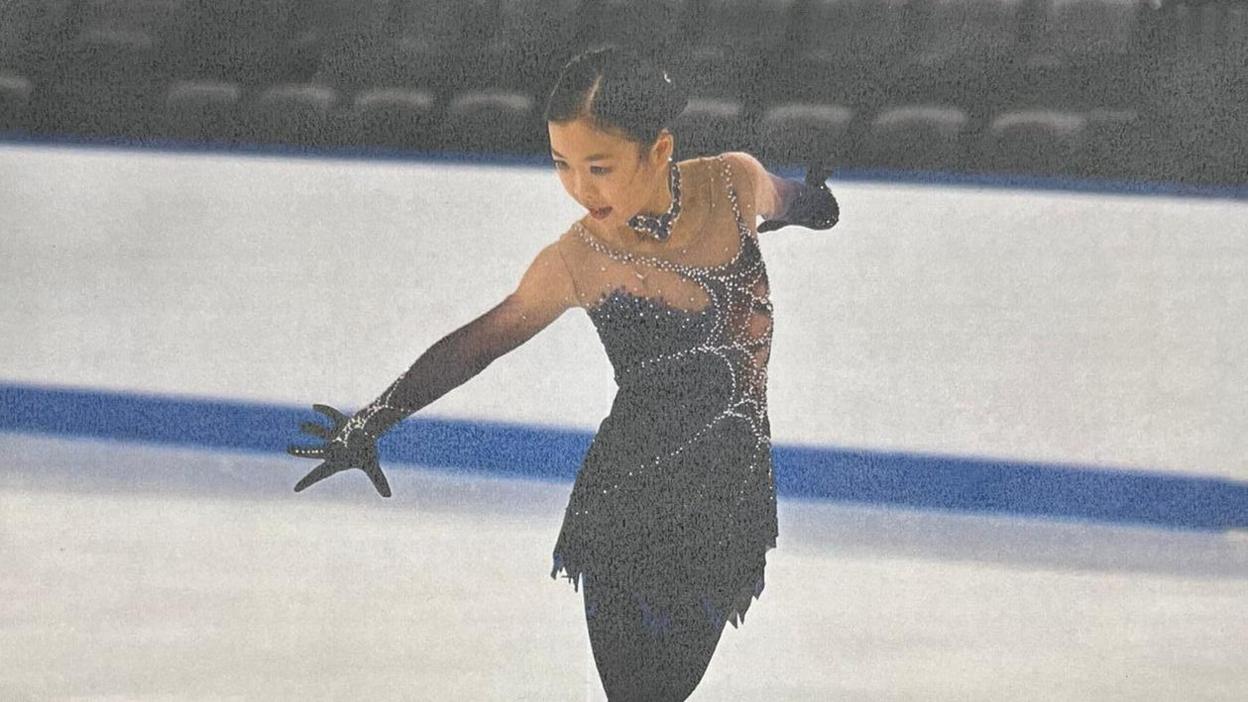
[0,72,32,132]
[899,0,1024,110]
[982,109,1087,176]
[671,97,747,159]
[384,0,502,91]
[486,0,582,92]
[177,0,301,86]
[1077,108,1143,179]
[755,102,854,168]
[1019,0,1144,108]
[36,27,166,137]
[347,87,439,150]
[161,80,243,142]
[440,89,541,154]
[789,0,909,107]
[0,0,46,75]
[867,105,970,172]
[582,0,689,59]
[683,0,797,100]
[243,83,340,147]
[1146,1,1248,185]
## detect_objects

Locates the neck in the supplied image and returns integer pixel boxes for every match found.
[637,160,674,217]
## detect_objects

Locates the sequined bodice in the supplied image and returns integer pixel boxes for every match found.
[572,155,774,438]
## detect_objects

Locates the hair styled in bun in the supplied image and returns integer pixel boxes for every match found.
[544,45,689,150]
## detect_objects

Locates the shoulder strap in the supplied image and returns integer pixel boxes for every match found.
[714,154,748,232]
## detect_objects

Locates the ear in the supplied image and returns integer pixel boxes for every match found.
[650,129,675,165]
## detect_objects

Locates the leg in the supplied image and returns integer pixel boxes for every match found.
[582,573,727,702]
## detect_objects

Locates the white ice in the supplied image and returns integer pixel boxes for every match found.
[2,434,1245,700]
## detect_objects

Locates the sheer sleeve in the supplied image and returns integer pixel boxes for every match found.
[722,151,800,224]
[342,240,580,439]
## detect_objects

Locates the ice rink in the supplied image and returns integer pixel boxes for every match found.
[2,142,1247,700]
[3,435,1246,700]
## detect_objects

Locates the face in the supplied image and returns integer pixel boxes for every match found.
[548,117,673,226]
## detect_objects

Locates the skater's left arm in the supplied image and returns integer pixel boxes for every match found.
[722,151,839,233]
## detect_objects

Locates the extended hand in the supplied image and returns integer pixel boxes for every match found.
[757,161,839,233]
[287,403,393,497]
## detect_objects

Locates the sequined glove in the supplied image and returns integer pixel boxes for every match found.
[287,403,396,497]
[757,162,839,233]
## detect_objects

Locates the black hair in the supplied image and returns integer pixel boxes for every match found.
[543,44,690,150]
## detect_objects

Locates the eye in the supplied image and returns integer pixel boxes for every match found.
[552,160,567,169]
[590,166,611,175]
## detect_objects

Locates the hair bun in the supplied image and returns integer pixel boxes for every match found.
[546,44,692,146]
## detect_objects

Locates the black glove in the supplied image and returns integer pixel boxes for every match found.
[287,403,393,497]
[757,162,839,233]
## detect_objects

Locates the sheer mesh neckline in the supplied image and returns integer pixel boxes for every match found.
[570,156,747,275]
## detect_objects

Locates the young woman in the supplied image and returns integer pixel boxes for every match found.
[288,45,838,701]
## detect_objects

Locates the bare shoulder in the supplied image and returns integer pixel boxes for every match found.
[509,230,582,313]
[715,151,764,218]
[718,151,766,187]
[717,151,783,222]
[552,224,590,267]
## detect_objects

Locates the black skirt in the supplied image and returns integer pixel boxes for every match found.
[551,356,778,632]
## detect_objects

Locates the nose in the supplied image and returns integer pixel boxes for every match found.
[568,173,597,206]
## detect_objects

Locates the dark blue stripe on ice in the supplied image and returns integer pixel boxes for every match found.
[3,382,1246,532]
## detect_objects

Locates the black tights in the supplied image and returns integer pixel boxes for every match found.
[582,573,727,701]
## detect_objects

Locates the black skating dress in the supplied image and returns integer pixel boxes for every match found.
[550,153,778,633]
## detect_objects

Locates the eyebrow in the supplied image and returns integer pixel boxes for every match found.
[550,149,613,161]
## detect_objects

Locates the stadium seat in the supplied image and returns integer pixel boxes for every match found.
[896,0,1025,113]
[483,0,584,93]
[1076,107,1143,179]
[0,0,45,75]
[1138,2,1247,184]
[161,80,243,142]
[394,0,497,49]
[242,83,340,147]
[670,97,748,160]
[981,109,1087,176]
[440,89,542,154]
[580,0,690,60]
[755,102,854,168]
[0,72,33,132]
[33,27,168,137]
[346,87,439,150]
[176,0,303,86]
[787,0,911,109]
[381,0,501,91]
[681,0,797,101]
[1018,0,1143,108]
[353,0,508,98]
[285,0,392,83]
[866,105,970,172]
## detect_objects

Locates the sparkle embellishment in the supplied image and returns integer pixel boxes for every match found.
[571,155,775,490]
[555,156,779,624]
[627,160,682,242]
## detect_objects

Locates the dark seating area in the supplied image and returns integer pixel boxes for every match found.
[0,0,1244,185]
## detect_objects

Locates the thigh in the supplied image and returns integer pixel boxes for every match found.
[582,573,727,702]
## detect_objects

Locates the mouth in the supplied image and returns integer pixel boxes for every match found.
[588,206,612,220]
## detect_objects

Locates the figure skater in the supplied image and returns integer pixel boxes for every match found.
[288,45,839,701]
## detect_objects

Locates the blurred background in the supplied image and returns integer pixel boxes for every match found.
[0,0,1245,185]
[3,2,1248,699]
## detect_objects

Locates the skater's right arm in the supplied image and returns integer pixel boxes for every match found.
[287,241,580,496]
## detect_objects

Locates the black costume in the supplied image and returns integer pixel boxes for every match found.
[289,152,840,701]
[550,154,778,699]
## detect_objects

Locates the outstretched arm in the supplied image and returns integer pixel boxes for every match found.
[288,241,579,495]
[723,151,839,232]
